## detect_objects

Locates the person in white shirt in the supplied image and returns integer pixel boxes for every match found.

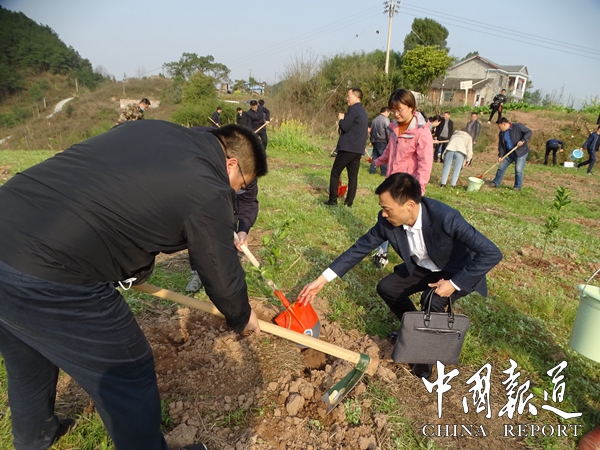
[297,173,502,380]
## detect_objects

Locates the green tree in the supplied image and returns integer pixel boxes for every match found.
[233,79,248,92]
[401,46,453,94]
[181,71,217,104]
[163,52,230,82]
[403,18,449,53]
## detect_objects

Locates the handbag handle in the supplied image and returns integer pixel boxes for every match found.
[423,288,456,328]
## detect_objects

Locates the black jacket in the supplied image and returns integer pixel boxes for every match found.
[236,178,259,234]
[335,102,368,154]
[0,120,252,331]
[329,197,502,296]
[237,111,247,126]
[491,93,507,108]
[498,123,532,158]
[435,119,454,140]
[258,105,270,121]
[211,110,221,127]
[246,108,265,132]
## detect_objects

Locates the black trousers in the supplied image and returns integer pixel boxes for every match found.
[328,151,362,206]
[257,129,268,151]
[376,263,469,321]
[0,259,169,450]
[544,143,560,165]
[488,106,502,123]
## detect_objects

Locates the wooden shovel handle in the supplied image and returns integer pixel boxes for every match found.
[254,122,268,133]
[479,145,519,178]
[133,283,377,375]
[238,240,307,327]
[239,242,261,268]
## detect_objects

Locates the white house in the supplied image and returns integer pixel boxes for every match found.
[429,55,529,107]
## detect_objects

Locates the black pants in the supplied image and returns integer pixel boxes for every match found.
[489,107,502,123]
[376,263,469,321]
[328,151,362,206]
[544,144,560,165]
[577,149,597,173]
[257,129,268,151]
[0,260,169,450]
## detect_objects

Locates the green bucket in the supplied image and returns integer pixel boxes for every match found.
[466,177,484,192]
[570,269,600,363]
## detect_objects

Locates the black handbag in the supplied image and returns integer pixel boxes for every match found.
[391,289,470,365]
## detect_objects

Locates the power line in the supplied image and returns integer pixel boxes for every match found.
[402,2,600,56]
[226,8,382,74]
[400,3,600,59]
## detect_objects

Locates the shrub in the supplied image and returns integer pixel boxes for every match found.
[172,103,212,127]
[269,120,321,154]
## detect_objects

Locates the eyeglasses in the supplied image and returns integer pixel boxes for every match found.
[237,163,247,190]
[391,105,410,114]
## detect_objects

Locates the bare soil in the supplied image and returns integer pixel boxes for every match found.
[54,235,596,450]
[50,110,600,449]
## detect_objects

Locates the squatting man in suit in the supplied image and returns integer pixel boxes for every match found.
[298,173,502,380]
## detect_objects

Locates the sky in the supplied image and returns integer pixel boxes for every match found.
[3,0,599,108]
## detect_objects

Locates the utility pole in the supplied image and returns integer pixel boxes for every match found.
[384,0,401,75]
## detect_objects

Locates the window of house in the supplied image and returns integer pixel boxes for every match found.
[444,92,454,102]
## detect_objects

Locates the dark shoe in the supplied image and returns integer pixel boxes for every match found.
[179,445,208,450]
[323,199,338,206]
[53,417,76,444]
[440,183,445,188]
[411,363,433,380]
[185,270,202,293]
[344,202,352,208]
[387,331,398,344]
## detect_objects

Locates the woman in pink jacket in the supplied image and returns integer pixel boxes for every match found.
[374,89,433,194]
[371,89,434,268]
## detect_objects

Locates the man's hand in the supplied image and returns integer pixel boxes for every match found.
[297,275,328,306]
[234,231,248,251]
[428,279,456,298]
[498,157,503,162]
[517,140,524,147]
[338,113,345,121]
[242,309,261,335]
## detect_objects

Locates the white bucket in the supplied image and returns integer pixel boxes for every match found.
[563,162,575,168]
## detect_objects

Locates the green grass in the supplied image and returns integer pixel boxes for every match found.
[0,122,599,449]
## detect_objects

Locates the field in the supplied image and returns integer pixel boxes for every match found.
[0,109,599,450]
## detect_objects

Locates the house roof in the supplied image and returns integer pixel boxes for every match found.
[451,55,528,76]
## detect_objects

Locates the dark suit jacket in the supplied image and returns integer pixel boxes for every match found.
[329,197,502,296]
[335,102,368,154]
[435,119,454,140]
[498,123,532,158]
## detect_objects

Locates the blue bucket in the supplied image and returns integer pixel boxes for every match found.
[570,149,583,160]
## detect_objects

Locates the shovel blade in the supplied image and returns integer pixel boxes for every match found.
[321,353,370,414]
[274,302,321,338]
